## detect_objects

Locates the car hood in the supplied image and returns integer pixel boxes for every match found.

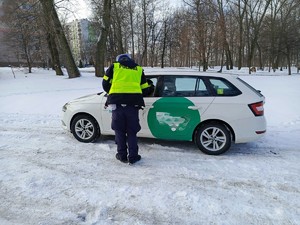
[68,92,104,104]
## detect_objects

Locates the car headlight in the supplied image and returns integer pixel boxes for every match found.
[62,103,69,112]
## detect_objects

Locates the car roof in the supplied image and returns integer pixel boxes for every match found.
[144,69,239,79]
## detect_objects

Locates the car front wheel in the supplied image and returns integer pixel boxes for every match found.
[71,114,100,143]
[195,122,231,155]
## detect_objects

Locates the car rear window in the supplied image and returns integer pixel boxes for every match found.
[208,78,242,96]
[236,77,264,97]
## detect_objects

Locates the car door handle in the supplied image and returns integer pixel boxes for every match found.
[188,106,201,110]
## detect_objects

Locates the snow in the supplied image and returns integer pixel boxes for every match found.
[0,66,299,225]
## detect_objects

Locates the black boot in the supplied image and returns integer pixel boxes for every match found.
[116,153,128,163]
[128,155,141,164]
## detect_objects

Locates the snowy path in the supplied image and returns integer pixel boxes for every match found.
[0,112,299,225]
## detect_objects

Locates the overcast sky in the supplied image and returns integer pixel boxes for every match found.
[73,0,183,20]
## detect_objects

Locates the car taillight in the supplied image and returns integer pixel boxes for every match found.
[248,101,264,116]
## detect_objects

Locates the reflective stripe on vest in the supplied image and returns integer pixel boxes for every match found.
[109,63,143,94]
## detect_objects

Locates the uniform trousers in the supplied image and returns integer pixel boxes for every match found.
[111,105,141,161]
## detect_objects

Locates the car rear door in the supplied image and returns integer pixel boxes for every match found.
[139,75,215,141]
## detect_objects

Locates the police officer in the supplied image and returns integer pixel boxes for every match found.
[102,54,150,164]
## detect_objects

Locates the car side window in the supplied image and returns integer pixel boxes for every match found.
[209,78,242,96]
[195,79,209,96]
[144,77,158,97]
[162,76,177,96]
[160,76,209,97]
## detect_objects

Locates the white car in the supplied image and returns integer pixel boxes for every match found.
[62,71,266,155]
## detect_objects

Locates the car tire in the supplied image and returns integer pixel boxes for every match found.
[71,114,100,143]
[195,122,231,155]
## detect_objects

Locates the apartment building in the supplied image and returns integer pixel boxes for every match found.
[0,0,96,68]
[0,0,17,66]
[66,18,97,66]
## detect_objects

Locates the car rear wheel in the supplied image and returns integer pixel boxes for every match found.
[195,122,231,155]
[71,114,100,143]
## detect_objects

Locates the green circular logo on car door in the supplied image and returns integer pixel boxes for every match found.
[147,97,201,141]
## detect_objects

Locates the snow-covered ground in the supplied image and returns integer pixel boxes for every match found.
[0,66,299,225]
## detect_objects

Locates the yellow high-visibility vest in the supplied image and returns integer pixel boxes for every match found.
[109,63,144,94]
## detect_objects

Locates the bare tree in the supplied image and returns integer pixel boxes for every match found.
[277,0,300,75]
[244,0,272,73]
[39,0,80,78]
[154,0,173,68]
[230,0,248,70]
[191,0,210,71]
[95,0,111,77]
[160,17,171,68]
[86,0,300,73]
[141,0,149,66]
[2,1,46,72]
[111,0,124,54]
[215,0,233,70]
[128,0,136,59]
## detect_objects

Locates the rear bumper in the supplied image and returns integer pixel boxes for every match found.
[231,116,267,143]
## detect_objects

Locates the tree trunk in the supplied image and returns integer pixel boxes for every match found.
[46,32,63,75]
[225,49,230,70]
[112,0,124,54]
[39,0,80,78]
[218,49,225,73]
[203,52,207,71]
[217,0,233,70]
[237,30,243,69]
[246,0,272,74]
[142,0,148,66]
[236,0,247,70]
[128,0,135,58]
[95,0,111,77]
[257,41,263,70]
[161,21,168,68]
[22,36,32,73]
[287,45,291,75]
